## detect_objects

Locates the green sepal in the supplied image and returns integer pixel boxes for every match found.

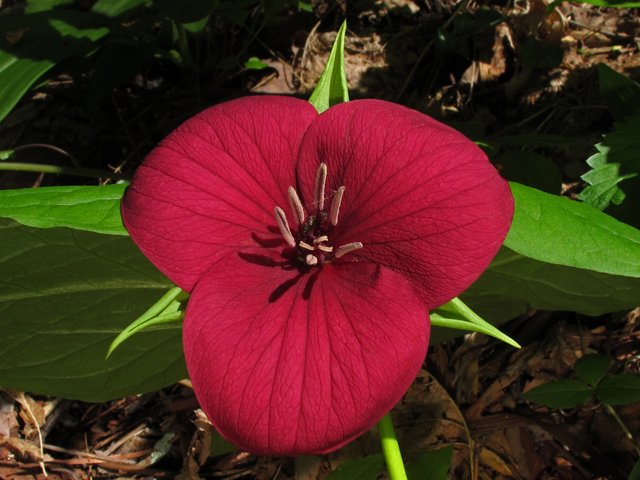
[308,20,349,113]
[107,286,189,358]
[430,297,521,348]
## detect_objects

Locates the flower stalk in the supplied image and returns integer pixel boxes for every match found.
[378,413,408,480]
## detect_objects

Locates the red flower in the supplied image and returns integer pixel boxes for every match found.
[122,96,513,455]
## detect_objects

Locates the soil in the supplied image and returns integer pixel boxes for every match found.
[1,0,640,478]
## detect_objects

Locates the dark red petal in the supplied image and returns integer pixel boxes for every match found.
[121,96,318,291]
[183,250,430,456]
[296,100,514,309]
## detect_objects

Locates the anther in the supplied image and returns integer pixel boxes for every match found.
[305,254,318,266]
[335,242,363,259]
[288,186,305,225]
[299,241,314,251]
[317,245,333,253]
[274,206,296,248]
[329,186,346,226]
[313,236,329,244]
[314,163,327,211]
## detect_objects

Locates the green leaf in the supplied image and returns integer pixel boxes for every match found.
[578,115,640,228]
[0,185,128,236]
[597,63,640,123]
[574,0,640,7]
[0,218,186,402]
[460,245,640,325]
[0,10,110,124]
[406,445,454,480]
[505,182,640,278]
[574,354,612,386]
[25,0,74,14]
[107,286,188,358]
[523,379,594,409]
[498,134,585,147]
[152,0,218,24]
[596,374,640,405]
[308,20,348,114]
[431,297,520,348]
[211,427,237,455]
[325,455,384,480]
[90,0,149,18]
[499,151,563,195]
[244,57,270,70]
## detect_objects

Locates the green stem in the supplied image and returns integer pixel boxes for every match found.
[0,162,132,182]
[378,413,408,480]
[605,403,640,457]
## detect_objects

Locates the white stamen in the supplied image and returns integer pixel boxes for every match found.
[335,242,363,259]
[317,245,333,253]
[299,241,314,251]
[313,236,329,244]
[288,186,305,225]
[274,206,296,248]
[305,254,318,266]
[329,186,346,226]
[314,163,327,211]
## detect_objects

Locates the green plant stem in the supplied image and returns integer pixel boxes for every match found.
[0,162,132,182]
[605,403,640,457]
[378,413,408,480]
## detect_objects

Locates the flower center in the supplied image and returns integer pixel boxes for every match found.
[274,163,362,266]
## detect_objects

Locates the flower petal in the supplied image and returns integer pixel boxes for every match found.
[183,250,430,455]
[296,100,514,309]
[121,96,318,291]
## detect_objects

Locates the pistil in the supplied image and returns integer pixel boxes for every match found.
[273,163,362,266]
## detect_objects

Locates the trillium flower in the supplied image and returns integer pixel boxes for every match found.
[121,96,513,456]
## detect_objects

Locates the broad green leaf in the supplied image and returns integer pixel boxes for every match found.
[325,455,384,480]
[500,151,563,195]
[498,134,584,147]
[597,63,640,123]
[578,114,640,228]
[0,150,14,160]
[431,297,520,348]
[0,10,110,124]
[152,0,218,23]
[523,379,594,409]
[244,57,270,70]
[0,185,128,235]
[211,427,237,455]
[0,218,185,402]
[460,245,640,324]
[574,354,612,386]
[506,182,640,278]
[107,286,188,358]
[308,20,348,114]
[406,445,454,480]
[596,374,640,405]
[25,0,74,14]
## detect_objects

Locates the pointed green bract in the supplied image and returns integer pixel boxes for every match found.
[431,297,520,348]
[107,286,189,358]
[308,20,349,113]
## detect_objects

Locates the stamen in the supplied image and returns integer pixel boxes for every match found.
[305,254,318,266]
[314,163,327,211]
[313,236,329,244]
[335,242,363,259]
[299,241,314,251]
[317,245,333,253]
[329,186,346,226]
[288,186,305,225]
[274,206,296,248]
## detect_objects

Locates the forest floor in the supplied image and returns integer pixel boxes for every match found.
[1,0,640,478]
